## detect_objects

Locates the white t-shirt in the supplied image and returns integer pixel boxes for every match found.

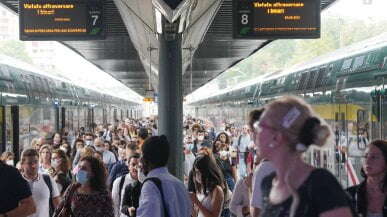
[184,152,195,177]
[103,150,117,165]
[234,134,250,152]
[250,161,275,209]
[24,173,60,217]
[230,179,250,217]
[112,174,136,217]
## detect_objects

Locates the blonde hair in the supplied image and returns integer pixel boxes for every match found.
[263,95,331,151]
[52,149,70,174]
[1,151,14,161]
[263,96,332,217]
[30,138,38,148]
[39,144,52,164]
[81,146,95,158]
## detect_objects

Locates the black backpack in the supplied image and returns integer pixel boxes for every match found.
[118,174,127,206]
[143,177,169,217]
[42,174,54,217]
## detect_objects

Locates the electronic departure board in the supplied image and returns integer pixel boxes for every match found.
[233,0,320,39]
[19,0,104,41]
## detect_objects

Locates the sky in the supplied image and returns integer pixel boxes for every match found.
[185,0,387,103]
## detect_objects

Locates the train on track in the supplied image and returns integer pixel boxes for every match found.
[0,55,141,161]
[187,34,387,187]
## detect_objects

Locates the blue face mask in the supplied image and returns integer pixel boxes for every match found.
[76,169,89,185]
[188,143,194,151]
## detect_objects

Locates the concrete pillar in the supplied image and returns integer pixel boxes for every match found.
[158,18,184,179]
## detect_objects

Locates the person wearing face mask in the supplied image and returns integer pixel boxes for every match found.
[77,147,97,170]
[84,133,95,147]
[72,133,94,168]
[51,149,72,196]
[136,135,192,217]
[94,138,117,166]
[193,130,206,155]
[184,137,196,185]
[60,143,72,158]
[234,125,251,179]
[54,156,114,217]
[112,154,141,217]
[213,133,237,192]
[71,139,85,162]
[216,148,237,192]
[1,151,15,166]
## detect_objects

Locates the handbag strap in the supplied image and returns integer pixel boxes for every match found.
[65,184,80,210]
[143,177,169,217]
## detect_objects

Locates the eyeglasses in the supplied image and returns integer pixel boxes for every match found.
[255,122,278,133]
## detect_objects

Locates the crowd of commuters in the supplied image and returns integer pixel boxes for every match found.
[2,96,387,217]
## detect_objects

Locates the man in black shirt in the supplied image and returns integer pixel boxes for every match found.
[0,161,36,217]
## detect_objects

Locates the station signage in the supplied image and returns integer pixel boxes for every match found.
[19,0,104,41]
[233,0,320,39]
[143,97,154,103]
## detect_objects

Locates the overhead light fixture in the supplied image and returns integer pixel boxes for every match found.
[155,9,163,34]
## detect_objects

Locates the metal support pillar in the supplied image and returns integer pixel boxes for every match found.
[158,19,183,179]
[0,106,5,154]
[55,106,59,132]
[61,107,66,132]
[11,106,19,163]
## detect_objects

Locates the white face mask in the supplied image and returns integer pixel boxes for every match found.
[137,168,146,183]
[51,159,59,168]
[6,160,14,166]
[85,140,93,146]
[198,136,204,141]
[95,147,104,153]
[60,147,68,153]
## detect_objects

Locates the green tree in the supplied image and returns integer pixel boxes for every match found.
[0,40,33,63]
[215,16,387,90]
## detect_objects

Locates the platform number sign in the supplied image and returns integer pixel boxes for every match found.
[19,0,105,41]
[87,0,103,36]
[235,1,253,37]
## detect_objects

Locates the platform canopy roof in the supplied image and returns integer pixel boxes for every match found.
[1,0,337,96]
